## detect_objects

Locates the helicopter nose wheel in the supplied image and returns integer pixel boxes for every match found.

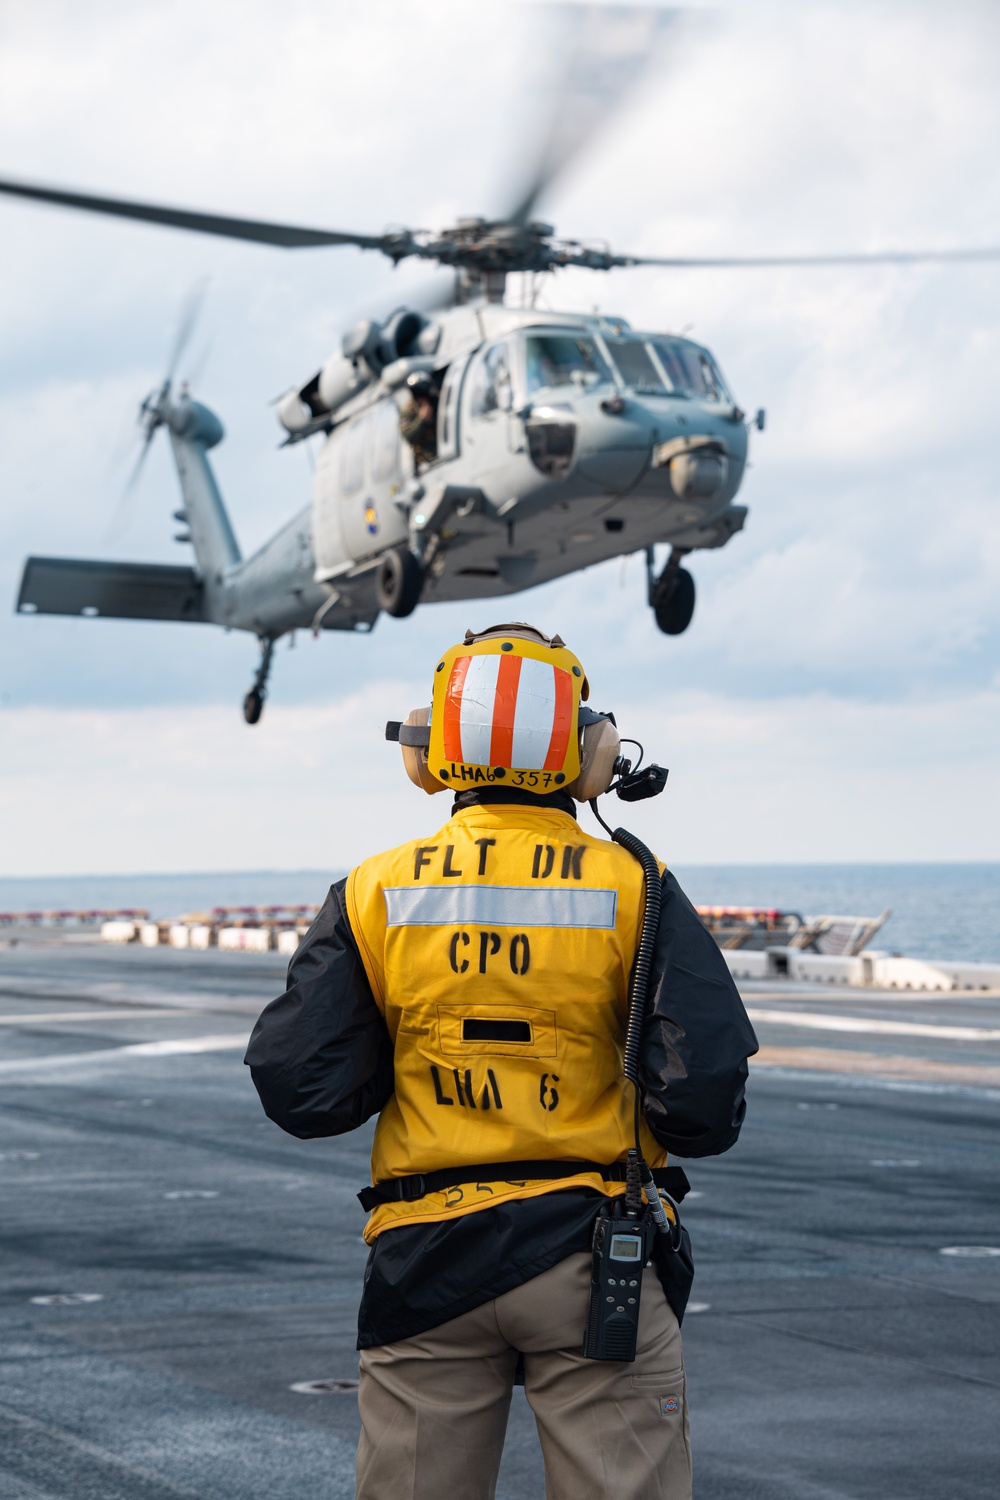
[377,546,425,618]
[648,548,696,636]
[243,636,275,724]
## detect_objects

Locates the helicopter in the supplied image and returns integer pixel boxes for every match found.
[6,7,999,724]
[7,195,761,725]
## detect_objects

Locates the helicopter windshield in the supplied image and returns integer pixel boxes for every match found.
[650,339,731,402]
[601,336,666,394]
[525,333,613,396]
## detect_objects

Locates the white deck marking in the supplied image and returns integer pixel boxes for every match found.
[30,1292,103,1305]
[0,1034,248,1074]
[746,1008,1000,1041]
[0,1009,198,1025]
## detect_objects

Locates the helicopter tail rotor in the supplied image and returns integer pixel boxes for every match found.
[105,281,210,539]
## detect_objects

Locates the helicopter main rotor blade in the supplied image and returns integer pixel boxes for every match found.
[506,4,680,228]
[613,247,1000,269]
[0,174,389,251]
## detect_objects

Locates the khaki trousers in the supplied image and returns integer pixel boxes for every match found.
[356,1251,691,1500]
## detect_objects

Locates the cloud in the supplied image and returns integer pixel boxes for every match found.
[2,681,997,874]
[1,0,998,865]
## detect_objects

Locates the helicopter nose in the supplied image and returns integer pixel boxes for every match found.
[572,398,651,489]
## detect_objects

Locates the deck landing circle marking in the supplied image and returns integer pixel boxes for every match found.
[290,1378,360,1394]
[31,1292,103,1305]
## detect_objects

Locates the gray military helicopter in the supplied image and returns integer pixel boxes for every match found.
[6,6,999,723]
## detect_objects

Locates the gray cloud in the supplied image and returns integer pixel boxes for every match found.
[1,0,998,866]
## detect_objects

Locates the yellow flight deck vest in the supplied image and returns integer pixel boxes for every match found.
[346,802,669,1243]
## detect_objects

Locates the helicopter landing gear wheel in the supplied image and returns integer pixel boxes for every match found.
[648,547,696,636]
[243,689,264,725]
[377,546,424,618]
[242,636,274,725]
[654,568,695,635]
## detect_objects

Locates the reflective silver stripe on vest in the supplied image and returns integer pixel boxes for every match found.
[384,885,618,930]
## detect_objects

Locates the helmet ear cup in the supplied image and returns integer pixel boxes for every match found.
[400,707,441,794]
[566,717,620,801]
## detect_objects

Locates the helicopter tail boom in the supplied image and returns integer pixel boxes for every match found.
[157,392,241,588]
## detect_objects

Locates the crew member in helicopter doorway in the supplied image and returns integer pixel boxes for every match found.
[397,369,440,466]
[245,623,757,1500]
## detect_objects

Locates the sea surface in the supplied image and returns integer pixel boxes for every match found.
[1,864,997,964]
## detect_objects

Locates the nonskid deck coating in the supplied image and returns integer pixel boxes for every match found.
[1,940,999,1498]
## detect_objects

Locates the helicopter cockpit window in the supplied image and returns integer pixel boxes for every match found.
[601,337,666,394]
[341,414,368,493]
[524,334,613,396]
[651,339,731,402]
[469,342,513,417]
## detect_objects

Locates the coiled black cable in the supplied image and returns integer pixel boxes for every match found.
[590,799,678,1243]
[612,824,662,1098]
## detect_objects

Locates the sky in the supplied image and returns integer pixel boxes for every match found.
[0,0,998,874]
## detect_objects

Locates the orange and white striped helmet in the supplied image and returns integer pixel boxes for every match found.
[426,624,590,793]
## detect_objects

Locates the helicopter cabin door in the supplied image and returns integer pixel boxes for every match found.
[333,401,408,564]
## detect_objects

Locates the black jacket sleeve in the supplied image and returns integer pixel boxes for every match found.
[243,878,394,1138]
[638,871,758,1158]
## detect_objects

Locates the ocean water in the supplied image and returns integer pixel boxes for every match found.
[671,863,1000,966]
[1,864,997,964]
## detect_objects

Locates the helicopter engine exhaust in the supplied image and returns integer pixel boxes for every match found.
[276,308,438,436]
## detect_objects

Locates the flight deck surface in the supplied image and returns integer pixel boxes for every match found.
[1,939,998,1499]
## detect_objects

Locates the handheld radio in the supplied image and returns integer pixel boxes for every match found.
[582,1203,657,1361]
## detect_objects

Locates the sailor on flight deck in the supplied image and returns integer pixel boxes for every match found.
[245,622,758,1500]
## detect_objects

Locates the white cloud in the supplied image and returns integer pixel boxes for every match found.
[2,681,996,874]
[1,0,999,864]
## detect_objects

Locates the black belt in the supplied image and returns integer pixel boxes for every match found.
[358,1161,690,1211]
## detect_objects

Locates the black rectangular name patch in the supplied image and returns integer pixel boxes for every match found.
[461,1018,533,1044]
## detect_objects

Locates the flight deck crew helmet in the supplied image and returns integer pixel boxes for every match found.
[387,623,622,801]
